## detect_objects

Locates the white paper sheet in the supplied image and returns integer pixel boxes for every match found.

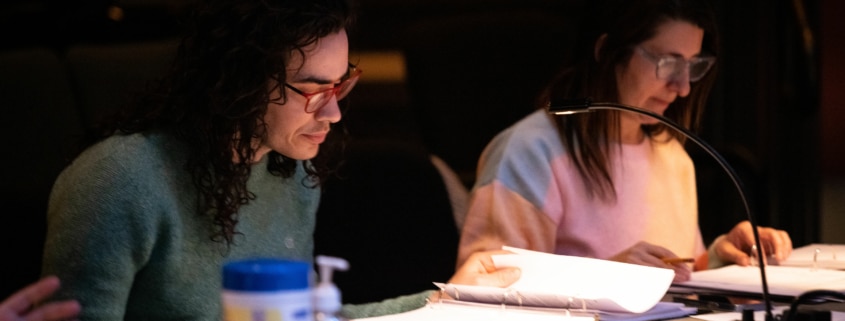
[434,246,675,313]
[677,264,845,297]
[778,244,845,270]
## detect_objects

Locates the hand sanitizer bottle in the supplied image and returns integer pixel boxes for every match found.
[313,255,349,321]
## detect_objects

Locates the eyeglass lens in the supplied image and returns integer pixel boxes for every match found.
[657,56,714,82]
[304,70,361,113]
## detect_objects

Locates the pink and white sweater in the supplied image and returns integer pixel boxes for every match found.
[457,109,705,266]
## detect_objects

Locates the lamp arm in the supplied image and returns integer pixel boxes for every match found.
[548,98,774,321]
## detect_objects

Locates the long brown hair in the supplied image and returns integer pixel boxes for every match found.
[539,0,719,202]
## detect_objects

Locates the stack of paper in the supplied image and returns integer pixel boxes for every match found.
[778,244,845,270]
[354,246,697,321]
[675,264,845,297]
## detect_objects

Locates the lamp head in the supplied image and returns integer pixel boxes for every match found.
[547,98,593,115]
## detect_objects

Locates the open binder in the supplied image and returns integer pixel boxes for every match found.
[354,299,697,321]
[458,246,676,313]
[354,246,697,321]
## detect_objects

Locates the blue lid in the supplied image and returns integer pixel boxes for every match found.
[222,258,310,291]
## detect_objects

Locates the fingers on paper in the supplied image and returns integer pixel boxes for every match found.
[758,228,793,262]
[672,267,691,283]
[715,236,752,266]
[480,267,521,288]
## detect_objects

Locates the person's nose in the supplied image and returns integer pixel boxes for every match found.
[316,95,342,123]
[669,70,692,97]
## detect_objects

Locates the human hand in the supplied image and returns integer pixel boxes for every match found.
[609,241,692,282]
[0,276,81,321]
[430,250,521,301]
[715,221,793,266]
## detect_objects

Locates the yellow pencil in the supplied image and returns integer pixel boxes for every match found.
[662,257,695,264]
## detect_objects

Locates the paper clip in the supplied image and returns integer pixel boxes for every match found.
[813,248,821,271]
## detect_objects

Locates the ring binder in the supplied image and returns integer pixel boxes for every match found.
[500,288,524,309]
[353,247,697,321]
[355,297,693,321]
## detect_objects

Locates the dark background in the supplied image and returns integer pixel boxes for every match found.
[1,0,842,303]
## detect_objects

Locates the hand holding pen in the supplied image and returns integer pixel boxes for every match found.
[609,241,693,282]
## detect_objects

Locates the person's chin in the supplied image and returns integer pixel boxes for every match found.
[278,146,320,161]
[640,114,662,125]
[295,149,320,160]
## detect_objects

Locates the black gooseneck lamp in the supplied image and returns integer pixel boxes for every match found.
[547,98,774,321]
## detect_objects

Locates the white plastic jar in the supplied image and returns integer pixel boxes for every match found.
[222,258,313,321]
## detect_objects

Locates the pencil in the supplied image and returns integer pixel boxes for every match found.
[662,257,695,264]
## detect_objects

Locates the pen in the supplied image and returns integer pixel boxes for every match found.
[662,257,695,264]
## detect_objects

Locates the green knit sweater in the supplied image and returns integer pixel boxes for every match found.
[41,131,429,320]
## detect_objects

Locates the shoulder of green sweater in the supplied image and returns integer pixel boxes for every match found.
[54,131,188,206]
[71,131,183,171]
[340,290,433,319]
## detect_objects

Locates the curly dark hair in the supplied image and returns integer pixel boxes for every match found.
[87,0,356,246]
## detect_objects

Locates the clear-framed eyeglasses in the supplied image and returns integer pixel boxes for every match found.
[284,63,363,113]
[636,46,716,83]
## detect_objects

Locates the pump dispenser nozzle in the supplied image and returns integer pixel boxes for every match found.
[314,255,349,321]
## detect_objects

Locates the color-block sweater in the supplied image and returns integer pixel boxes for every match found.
[458,110,705,266]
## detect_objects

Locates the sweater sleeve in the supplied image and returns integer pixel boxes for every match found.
[457,112,561,267]
[340,291,432,319]
[457,181,558,267]
[41,139,161,320]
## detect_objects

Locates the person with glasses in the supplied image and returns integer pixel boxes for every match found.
[39,0,520,319]
[457,0,792,282]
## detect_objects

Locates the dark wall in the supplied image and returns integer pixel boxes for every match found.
[0,0,831,298]
[695,0,821,246]
[351,0,825,247]
[820,0,845,179]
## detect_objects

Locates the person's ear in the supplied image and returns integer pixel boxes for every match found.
[594,33,608,62]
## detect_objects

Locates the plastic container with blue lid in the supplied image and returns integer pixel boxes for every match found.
[222,258,313,321]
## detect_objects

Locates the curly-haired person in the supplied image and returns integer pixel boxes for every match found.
[40,0,520,320]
